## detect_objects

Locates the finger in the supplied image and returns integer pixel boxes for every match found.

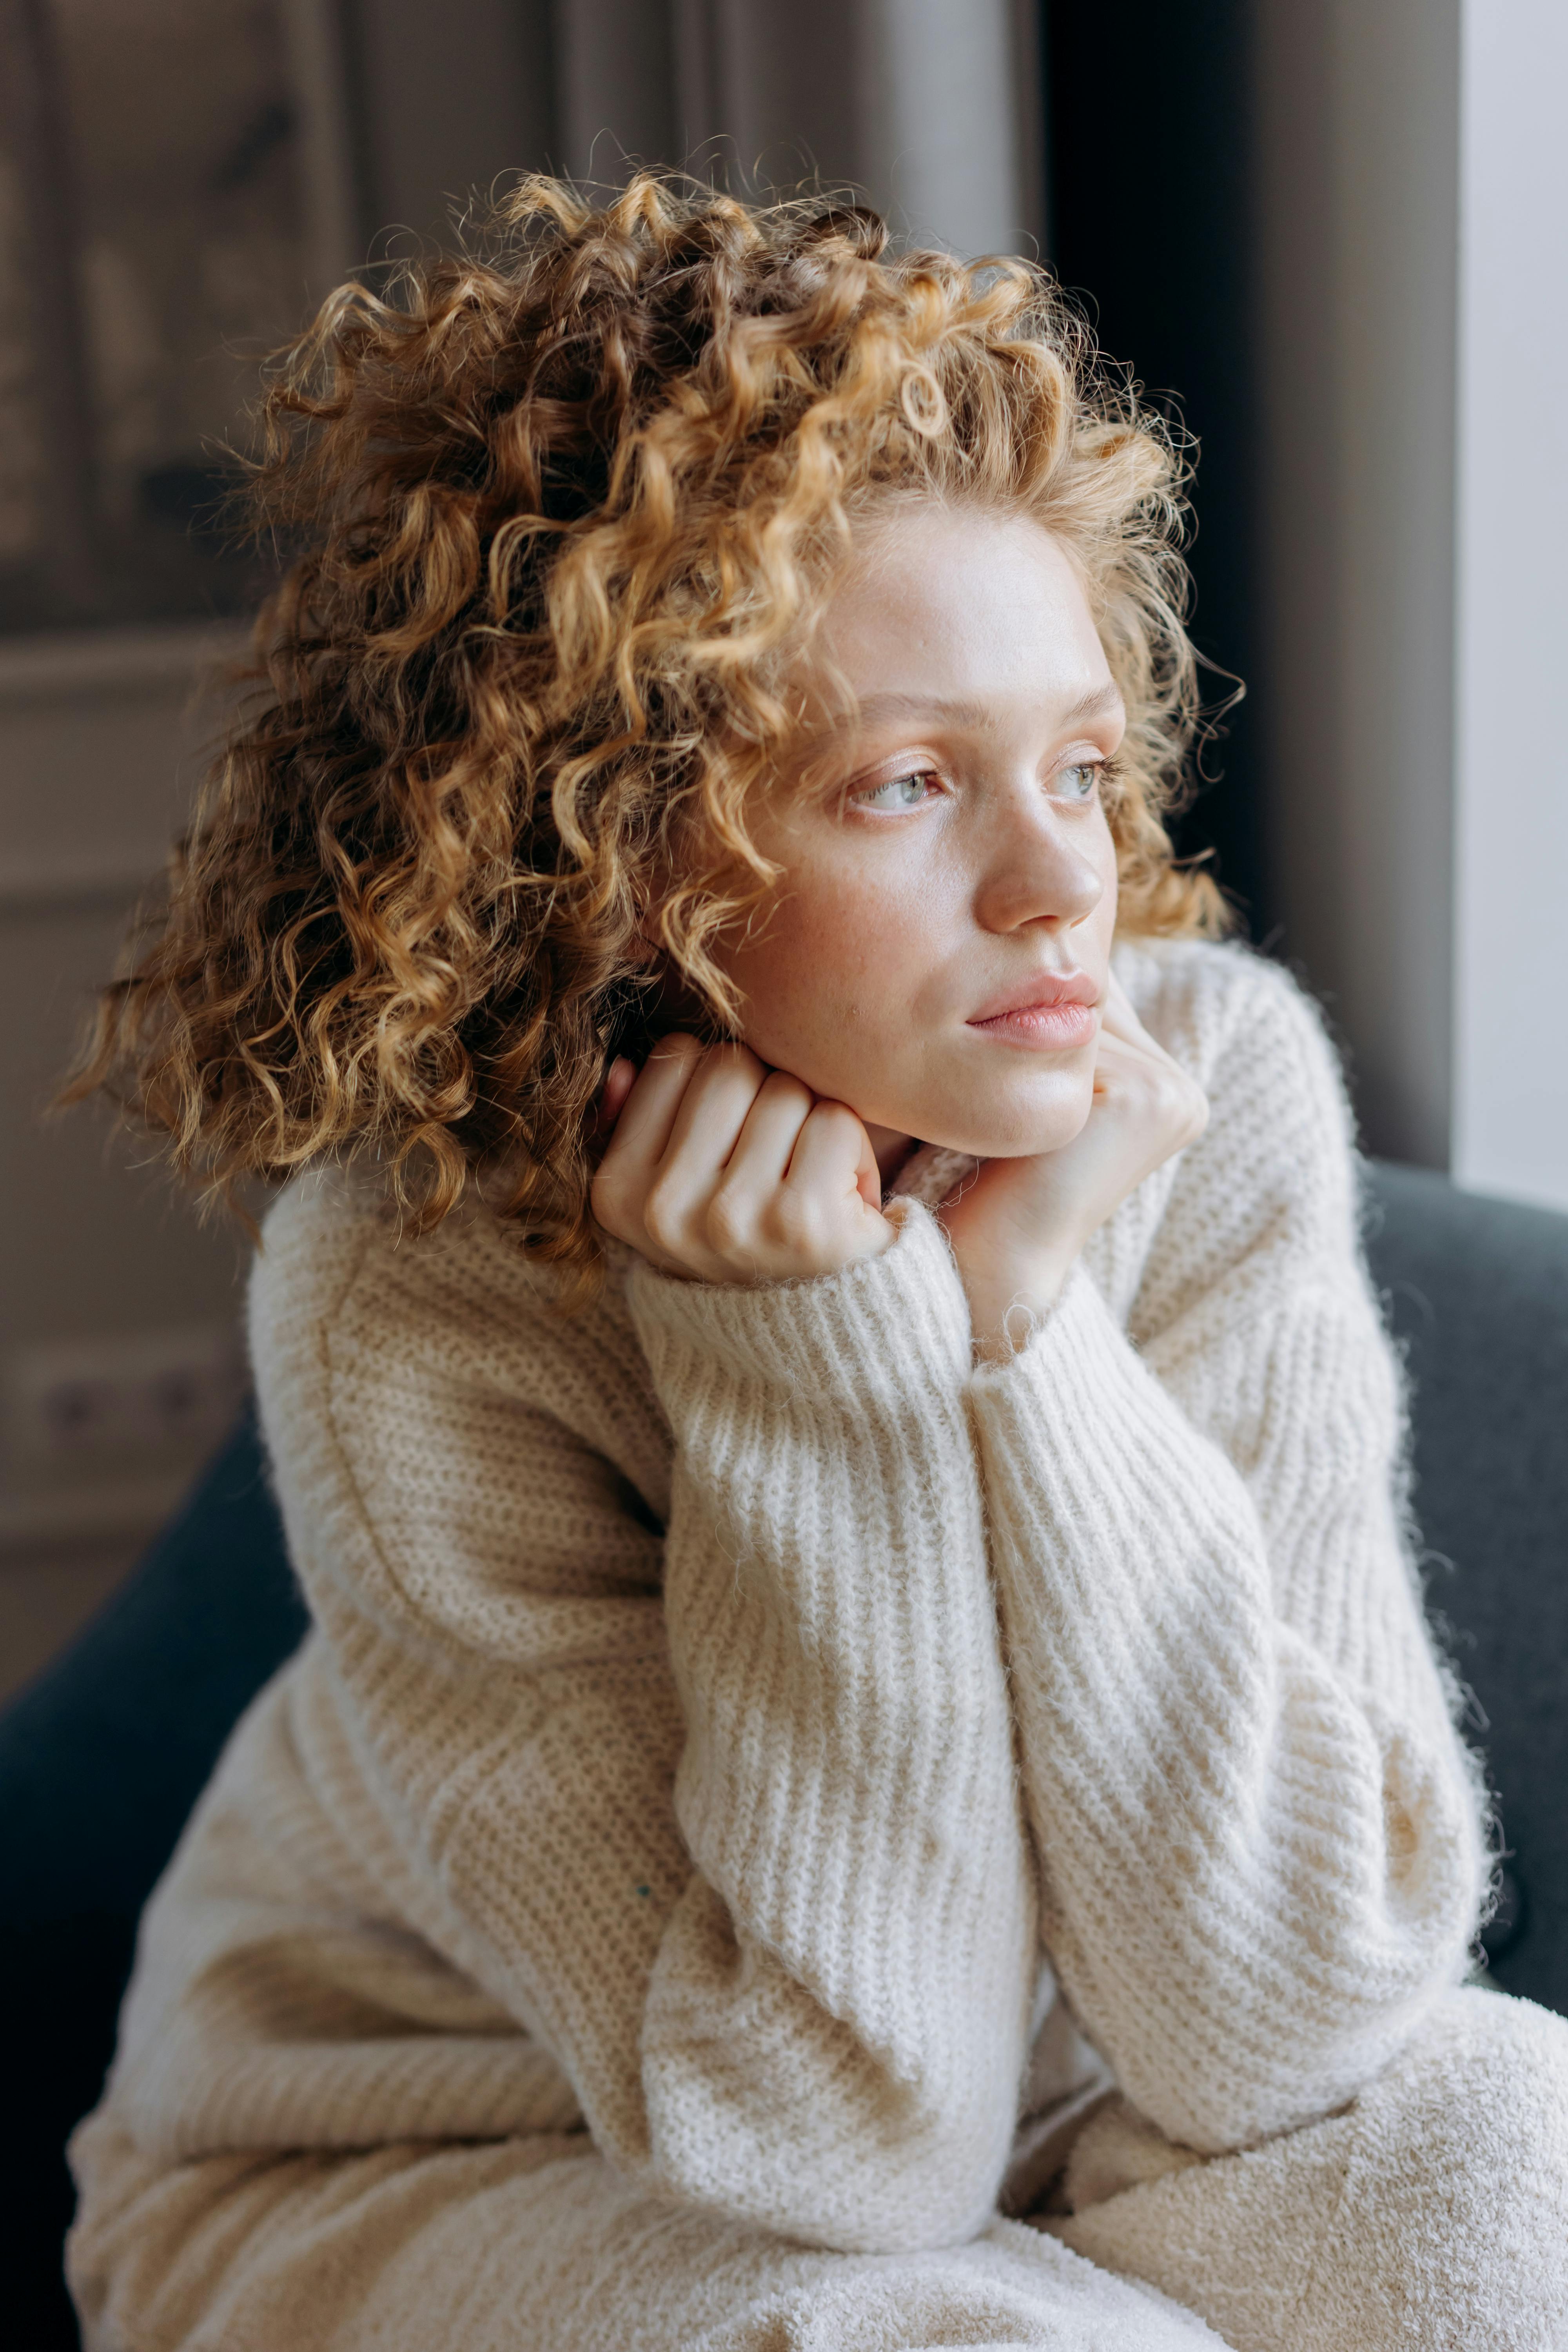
[1090,1027,1207,1145]
[784,1098,882,1210]
[597,1033,704,1181]
[1090,1029,1143,1080]
[1088,1028,1164,1104]
[1097,970,1157,1048]
[595,1056,637,1139]
[723,1069,816,1196]
[1096,979,1184,1078]
[658,1041,769,1185]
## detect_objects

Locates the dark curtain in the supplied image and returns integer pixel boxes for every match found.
[1045,0,1264,938]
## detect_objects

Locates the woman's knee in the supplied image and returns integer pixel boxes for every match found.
[1044,1989,1568,2352]
[1356,1983,1568,2195]
[1299,1985,1568,2350]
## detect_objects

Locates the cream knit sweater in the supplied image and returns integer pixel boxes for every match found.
[94,937,1486,2267]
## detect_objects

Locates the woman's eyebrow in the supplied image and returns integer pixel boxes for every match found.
[852,682,1125,730]
[1056,681,1126,726]
[853,691,992,729]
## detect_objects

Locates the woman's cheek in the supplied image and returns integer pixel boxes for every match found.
[752,965,906,1113]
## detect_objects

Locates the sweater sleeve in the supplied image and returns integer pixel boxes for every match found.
[965,960,1487,2155]
[251,1193,1034,2256]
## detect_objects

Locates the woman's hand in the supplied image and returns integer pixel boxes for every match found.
[591,1034,894,1284]
[941,974,1209,1360]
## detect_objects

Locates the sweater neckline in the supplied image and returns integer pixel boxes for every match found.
[886,1143,981,1212]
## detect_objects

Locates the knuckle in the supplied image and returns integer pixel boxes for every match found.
[717,1040,766,1085]
[763,1070,813,1117]
[804,1096,852,1137]
[769,1189,818,1249]
[648,1032,703,1073]
[1155,1068,1208,1148]
[641,1181,685,1252]
[704,1189,750,1252]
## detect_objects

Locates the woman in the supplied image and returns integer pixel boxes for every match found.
[65,175,1568,2350]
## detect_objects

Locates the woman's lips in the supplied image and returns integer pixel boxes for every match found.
[967,999,1098,1048]
[966,969,1100,1049]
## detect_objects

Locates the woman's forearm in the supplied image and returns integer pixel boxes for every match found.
[626,1202,1037,2249]
[969,1266,1484,2155]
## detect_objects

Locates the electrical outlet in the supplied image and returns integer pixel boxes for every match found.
[5,1325,248,1462]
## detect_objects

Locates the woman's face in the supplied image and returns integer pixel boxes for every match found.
[718,503,1124,1161]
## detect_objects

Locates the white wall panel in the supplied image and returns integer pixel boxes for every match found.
[1452,0,1568,1211]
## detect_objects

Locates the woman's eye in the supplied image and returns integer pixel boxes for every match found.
[1052,762,1102,802]
[853,770,938,811]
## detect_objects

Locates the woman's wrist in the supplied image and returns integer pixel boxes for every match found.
[961,1245,1079,1362]
[628,1198,976,1403]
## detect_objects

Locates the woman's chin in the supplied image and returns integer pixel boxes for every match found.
[893,1110,1091,1167]
[899,1094,1095,1162]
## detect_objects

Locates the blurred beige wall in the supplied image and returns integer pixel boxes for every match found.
[0,0,558,1692]
[0,628,251,1694]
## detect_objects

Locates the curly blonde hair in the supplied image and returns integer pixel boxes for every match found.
[70,171,1226,1287]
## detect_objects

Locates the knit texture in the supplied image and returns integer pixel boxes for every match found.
[67,1988,1568,2350]
[78,938,1492,2296]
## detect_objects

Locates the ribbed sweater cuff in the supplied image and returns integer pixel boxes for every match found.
[968,1261,1269,1619]
[626,1199,973,1409]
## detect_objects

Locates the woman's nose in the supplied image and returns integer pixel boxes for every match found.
[971,790,1106,935]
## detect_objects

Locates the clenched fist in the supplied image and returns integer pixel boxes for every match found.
[591,1036,893,1285]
